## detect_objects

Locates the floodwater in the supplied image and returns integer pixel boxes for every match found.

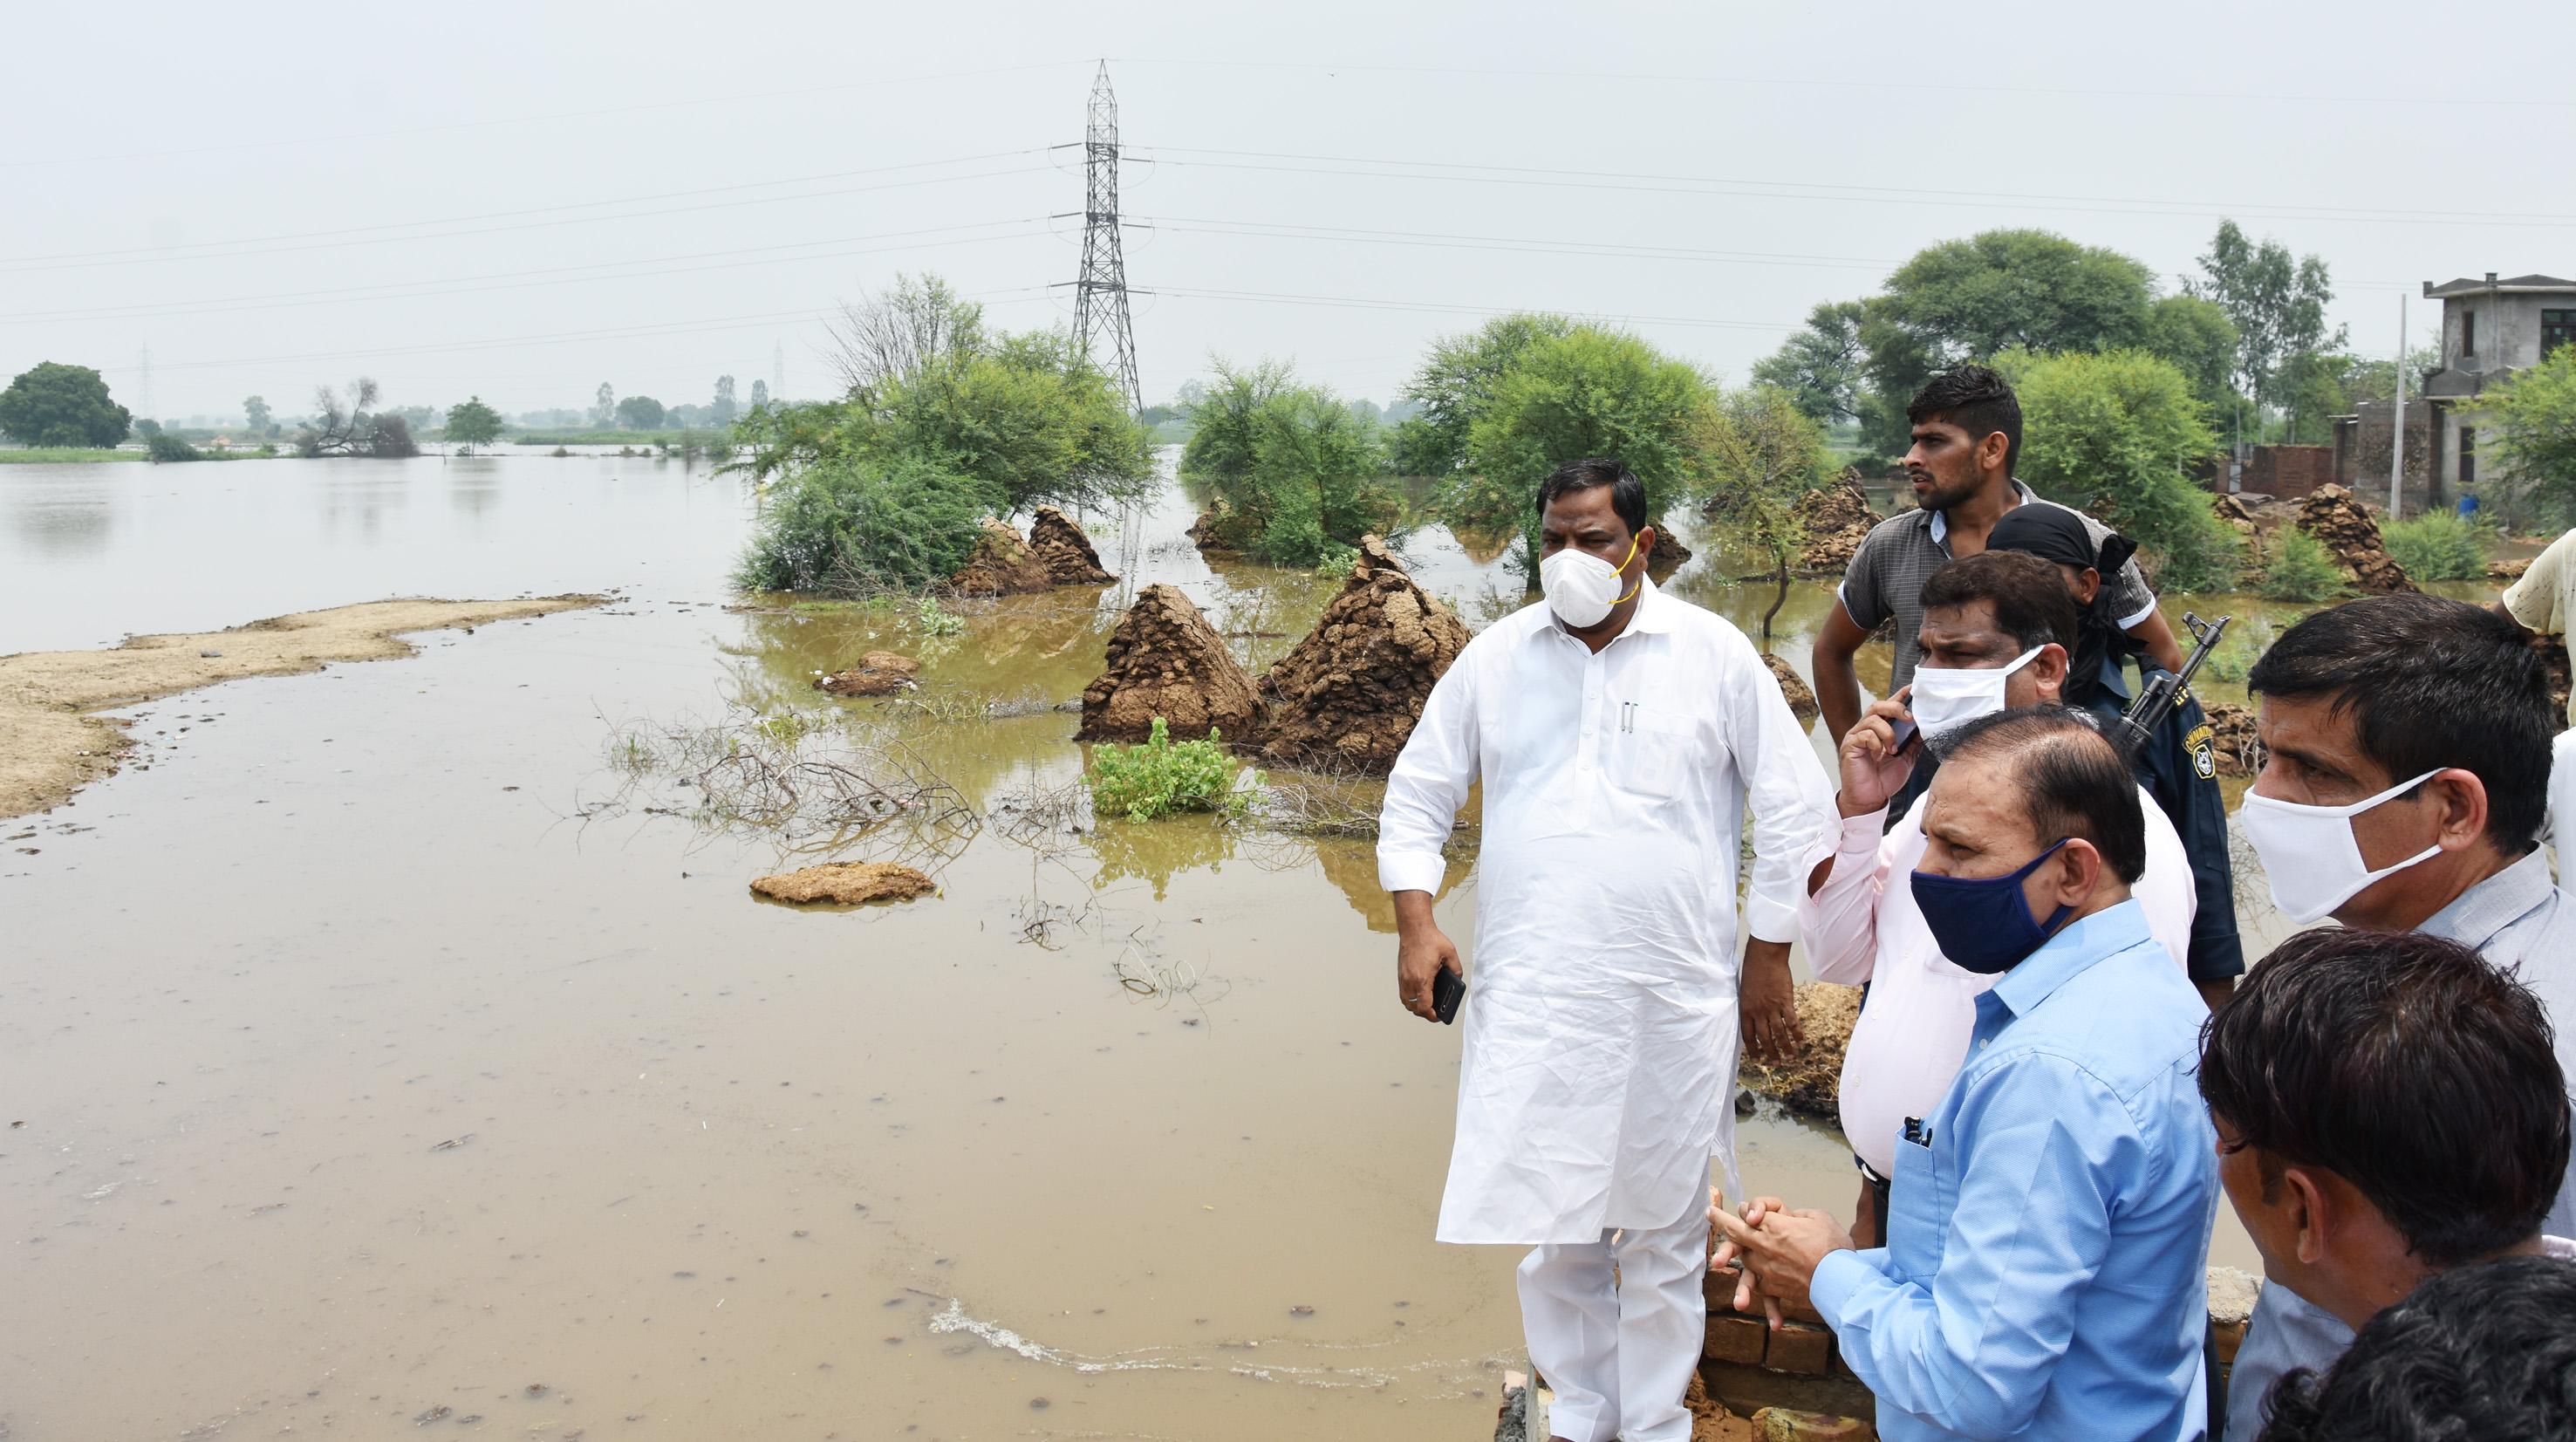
[3,453,2274,1440]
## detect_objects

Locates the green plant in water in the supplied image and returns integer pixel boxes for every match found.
[2257,529,2351,603]
[1085,717,1256,823]
[2380,511,2490,582]
[1313,542,1359,579]
[912,595,965,637]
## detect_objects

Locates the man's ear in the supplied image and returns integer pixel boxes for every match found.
[2429,769,2491,853]
[2284,1166,2331,1265]
[2050,837,2105,907]
[1978,429,2012,476]
[1634,524,1657,568]
[2031,643,2069,688]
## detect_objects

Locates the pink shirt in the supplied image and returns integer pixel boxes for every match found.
[1800,788,2197,1178]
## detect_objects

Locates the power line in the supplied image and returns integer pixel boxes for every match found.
[1068,62,1143,413]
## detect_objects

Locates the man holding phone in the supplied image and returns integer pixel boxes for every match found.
[1798,551,2197,1248]
[1379,457,1832,1442]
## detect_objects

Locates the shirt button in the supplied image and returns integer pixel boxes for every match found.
[1580,760,1592,770]
[1582,728,1595,738]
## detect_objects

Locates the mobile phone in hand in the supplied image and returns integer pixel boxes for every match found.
[1432,966,1466,1025]
[1888,717,1920,755]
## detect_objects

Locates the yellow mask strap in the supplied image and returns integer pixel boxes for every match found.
[1611,532,1643,605]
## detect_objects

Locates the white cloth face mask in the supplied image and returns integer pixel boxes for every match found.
[2239,769,2446,924]
[1905,646,2042,737]
[1541,536,1640,629]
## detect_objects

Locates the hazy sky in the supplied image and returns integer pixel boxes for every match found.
[9,0,2572,423]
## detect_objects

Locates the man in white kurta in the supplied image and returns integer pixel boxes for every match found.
[1378,463,1833,1442]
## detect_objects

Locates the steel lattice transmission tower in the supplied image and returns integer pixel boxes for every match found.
[1069,61,1143,413]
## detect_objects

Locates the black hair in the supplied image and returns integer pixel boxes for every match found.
[2253,1254,2576,1442]
[2246,593,2553,855]
[1931,707,2145,883]
[1919,550,2080,652]
[1534,457,1647,538]
[1908,366,2023,475]
[2200,928,2568,1269]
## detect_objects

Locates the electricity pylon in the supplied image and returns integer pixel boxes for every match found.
[1069,61,1143,414]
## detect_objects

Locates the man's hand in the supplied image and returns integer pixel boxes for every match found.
[1837,690,1917,819]
[1392,889,1461,1022]
[1710,1194,1855,1310]
[1739,940,1802,1063]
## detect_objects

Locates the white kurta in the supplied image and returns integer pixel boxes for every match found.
[1379,582,1835,1246]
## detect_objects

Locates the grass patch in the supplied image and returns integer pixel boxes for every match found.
[513,430,693,445]
[1085,717,1257,823]
[2256,530,2352,603]
[2381,511,2491,581]
[0,448,146,463]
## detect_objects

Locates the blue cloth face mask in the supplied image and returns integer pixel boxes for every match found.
[1910,838,2075,974]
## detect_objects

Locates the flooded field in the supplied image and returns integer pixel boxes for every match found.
[1,453,2294,1439]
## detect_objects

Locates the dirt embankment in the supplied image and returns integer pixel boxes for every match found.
[1739,982,1861,1120]
[0,596,600,819]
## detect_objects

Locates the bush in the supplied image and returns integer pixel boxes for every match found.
[1084,717,1254,823]
[2381,511,2490,581]
[2257,530,2350,602]
[1180,360,1397,567]
[734,454,999,594]
[147,432,203,462]
[1996,347,2231,587]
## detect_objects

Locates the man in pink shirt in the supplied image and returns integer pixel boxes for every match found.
[1799,551,2197,1245]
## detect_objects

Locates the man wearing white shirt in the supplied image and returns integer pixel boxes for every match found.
[1799,550,2197,1247]
[1379,457,1834,1442]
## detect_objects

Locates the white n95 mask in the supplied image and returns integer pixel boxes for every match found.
[1541,535,1641,628]
[2238,769,2444,924]
[1906,646,2043,738]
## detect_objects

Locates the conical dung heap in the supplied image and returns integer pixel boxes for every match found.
[1793,468,1881,571]
[947,517,1056,597]
[2296,485,2416,594]
[1028,505,1115,585]
[1076,584,1268,744]
[1257,536,1470,774]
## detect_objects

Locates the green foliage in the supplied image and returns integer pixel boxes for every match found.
[733,454,1000,594]
[243,395,273,434]
[1452,326,1719,571]
[1996,348,2238,591]
[2257,530,2351,602]
[0,447,145,463]
[1752,301,1868,424]
[1180,360,1397,566]
[1400,312,1581,477]
[2380,511,2491,581]
[0,362,132,448]
[147,432,203,462]
[2143,295,2241,413]
[445,396,505,450]
[1702,385,1832,561]
[615,394,666,430]
[912,595,965,637]
[1084,716,1254,824]
[2184,220,2342,418]
[2490,345,2576,523]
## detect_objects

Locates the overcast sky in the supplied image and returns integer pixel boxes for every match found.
[8,0,2572,424]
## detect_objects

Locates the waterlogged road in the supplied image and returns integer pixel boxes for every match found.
[0,454,2253,1439]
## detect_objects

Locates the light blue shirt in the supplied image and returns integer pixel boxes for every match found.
[1810,899,2220,1441]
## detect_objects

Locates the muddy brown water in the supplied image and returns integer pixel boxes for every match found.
[3,454,2293,1439]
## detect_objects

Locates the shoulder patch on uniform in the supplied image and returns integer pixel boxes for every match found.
[2185,723,2213,751]
[2187,723,2217,780]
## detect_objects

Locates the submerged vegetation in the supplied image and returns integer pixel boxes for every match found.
[1180,359,1399,567]
[1084,717,1255,823]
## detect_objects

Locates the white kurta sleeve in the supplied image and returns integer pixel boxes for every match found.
[1728,646,1836,944]
[1799,807,1898,985]
[1377,646,1480,896]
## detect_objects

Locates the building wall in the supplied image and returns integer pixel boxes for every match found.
[2245,446,2335,498]
[2443,291,2566,375]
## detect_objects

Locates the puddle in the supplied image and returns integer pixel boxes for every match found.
[0,456,2291,1438]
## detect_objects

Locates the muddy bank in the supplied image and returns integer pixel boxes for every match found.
[0,595,599,818]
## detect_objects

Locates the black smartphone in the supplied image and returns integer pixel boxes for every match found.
[1432,966,1466,1025]
[1888,717,1920,755]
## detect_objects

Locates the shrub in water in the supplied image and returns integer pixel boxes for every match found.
[2257,529,2350,602]
[2380,511,2489,581]
[146,432,203,462]
[734,454,998,593]
[1085,716,1255,823]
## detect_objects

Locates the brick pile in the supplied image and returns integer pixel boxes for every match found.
[2200,702,2264,778]
[1028,505,1115,585]
[1257,536,1469,775]
[2295,485,2416,595]
[1793,469,1881,573]
[1076,584,1268,745]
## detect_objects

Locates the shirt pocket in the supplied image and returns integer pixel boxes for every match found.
[1884,1131,1950,1282]
[1612,704,1696,801]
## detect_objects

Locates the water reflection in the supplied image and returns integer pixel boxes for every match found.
[5,489,113,558]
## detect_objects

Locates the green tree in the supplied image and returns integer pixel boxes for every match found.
[733,454,1000,593]
[1994,348,2237,591]
[1452,326,1718,572]
[1751,301,1868,423]
[0,362,133,448]
[616,395,666,430]
[2185,220,2342,428]
[1700,386,1832,640]
[1399,311,1581,476]
[243,394,273,434]
[877,329,1154,513]
[147,432,203,462]
[444,396,505,452]
[2142,295,2241,413]
[2489,345,2576,522]
[711,375,738,427]
[1180,359,1395,565]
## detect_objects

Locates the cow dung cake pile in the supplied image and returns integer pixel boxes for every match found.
[1028,505,1115,585]
[2296,485,2416,595]
[1256,536,1470,774]
[1075,584,1268,745]
[947,517,1057,598]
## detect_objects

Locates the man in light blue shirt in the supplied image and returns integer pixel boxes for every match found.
[1715,707,2219,1441]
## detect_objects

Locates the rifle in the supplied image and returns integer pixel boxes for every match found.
[2113,612,2231,760]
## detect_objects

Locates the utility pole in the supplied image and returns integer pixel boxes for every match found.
[773,342,787,407]
[2388,293,2407,518]
[1068,60,1143,413]
[139,344,155,431]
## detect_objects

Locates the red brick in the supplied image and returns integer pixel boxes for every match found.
[1705,1311,1768,1364]
[1764,1322,1833,1375]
